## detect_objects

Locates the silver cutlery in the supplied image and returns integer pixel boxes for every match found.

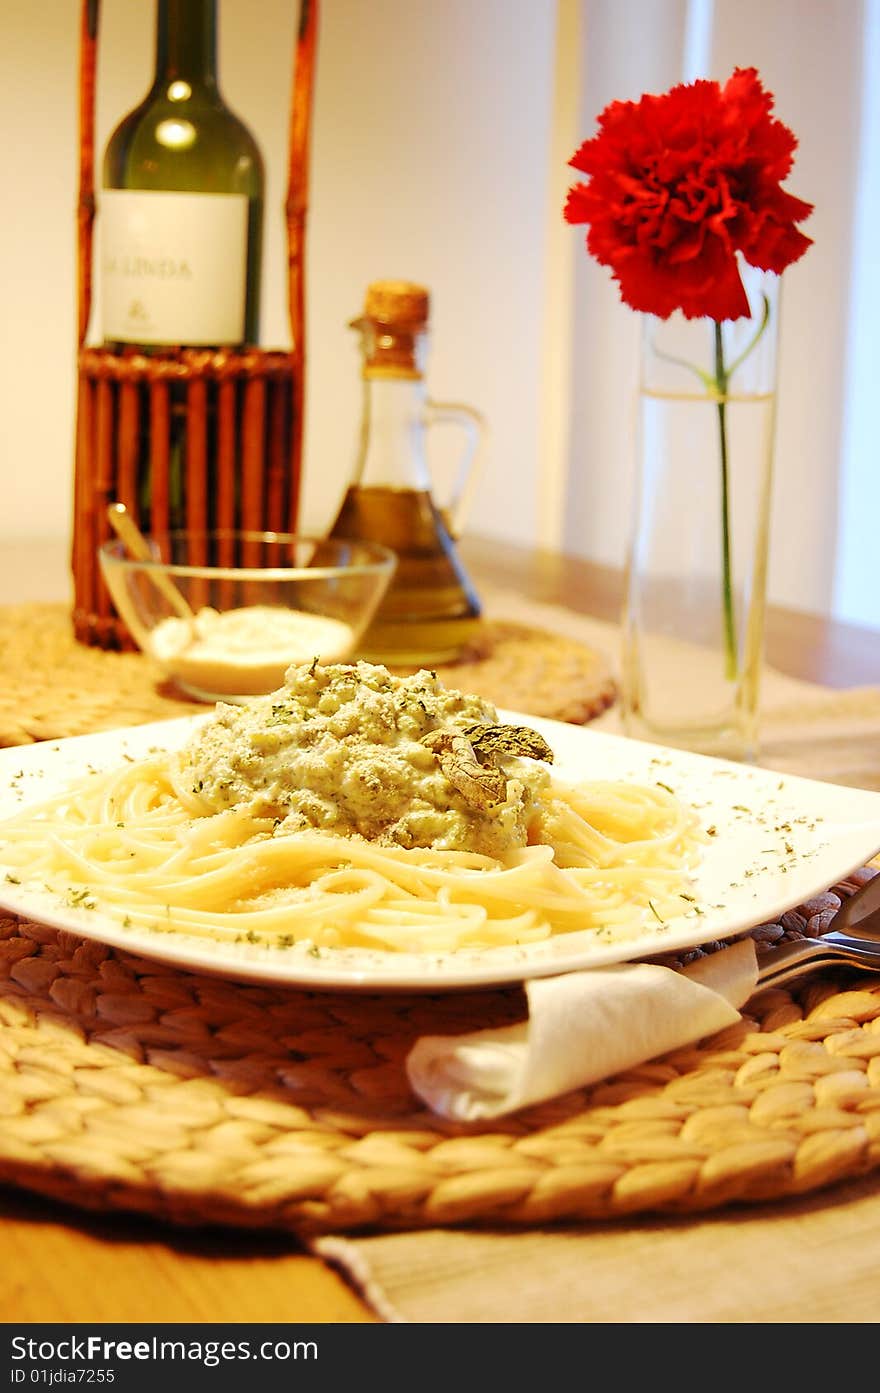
[755,870,880,989]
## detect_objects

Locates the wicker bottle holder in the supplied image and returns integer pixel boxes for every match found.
[71,0,319,649]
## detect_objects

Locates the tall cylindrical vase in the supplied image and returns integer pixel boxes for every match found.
[621,263,781,762]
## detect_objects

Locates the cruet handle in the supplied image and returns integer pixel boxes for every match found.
[424,399,487,539]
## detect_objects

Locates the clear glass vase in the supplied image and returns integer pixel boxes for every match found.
[621,263,781,762]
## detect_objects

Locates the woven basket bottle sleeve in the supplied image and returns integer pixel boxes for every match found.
[71,0,318,649]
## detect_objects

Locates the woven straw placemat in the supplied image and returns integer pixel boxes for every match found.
[1,599,877,1236]
[0,604,616,746]
[1,873,878,1237]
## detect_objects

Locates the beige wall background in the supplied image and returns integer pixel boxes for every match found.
[0,0,556,556]
[1,0,877,633]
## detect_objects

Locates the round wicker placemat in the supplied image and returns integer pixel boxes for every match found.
[1,873,878,1236]
[1,600,876,1234]
[0,605,616,746]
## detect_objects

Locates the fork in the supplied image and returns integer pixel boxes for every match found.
[756,934,880,989]
[755,869,880,989]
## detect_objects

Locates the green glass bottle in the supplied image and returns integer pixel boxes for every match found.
[101,0,264,348]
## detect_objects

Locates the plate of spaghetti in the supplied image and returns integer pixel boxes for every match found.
[1,660,879,990]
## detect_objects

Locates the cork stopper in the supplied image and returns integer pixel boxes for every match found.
[363,280,430,328]
[354,280,430,379]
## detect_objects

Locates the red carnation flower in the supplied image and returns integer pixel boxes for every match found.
[564,67,813,321]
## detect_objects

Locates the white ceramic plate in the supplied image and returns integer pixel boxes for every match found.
[1,711,879,992]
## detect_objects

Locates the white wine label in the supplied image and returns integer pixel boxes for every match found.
[100,189,249,345]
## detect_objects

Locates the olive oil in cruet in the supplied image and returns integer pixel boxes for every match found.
[327,281,486,665]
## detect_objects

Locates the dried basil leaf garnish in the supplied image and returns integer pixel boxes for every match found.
[462,723,555,765]
[420,720,554,811]
[420,730,508,810]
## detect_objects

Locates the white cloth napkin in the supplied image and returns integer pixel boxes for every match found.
[406,939,758,1120]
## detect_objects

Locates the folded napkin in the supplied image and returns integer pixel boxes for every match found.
[406,938,758,1120]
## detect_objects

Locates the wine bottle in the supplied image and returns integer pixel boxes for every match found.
[100,0,264,348]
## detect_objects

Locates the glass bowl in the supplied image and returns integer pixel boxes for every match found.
[99,531,397,703]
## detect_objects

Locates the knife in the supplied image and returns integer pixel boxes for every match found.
[821,868,880,943]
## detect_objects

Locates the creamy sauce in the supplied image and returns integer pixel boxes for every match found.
[151,605,355,698]
[177,661,550,857]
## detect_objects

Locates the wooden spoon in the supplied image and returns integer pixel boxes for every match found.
[106,503,196,624]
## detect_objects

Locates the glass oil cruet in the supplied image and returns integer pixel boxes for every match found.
[326,280,486,665]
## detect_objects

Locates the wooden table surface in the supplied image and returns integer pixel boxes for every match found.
[1,534,878,1325]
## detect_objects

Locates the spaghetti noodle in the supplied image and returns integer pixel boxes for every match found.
[0,664,704,955]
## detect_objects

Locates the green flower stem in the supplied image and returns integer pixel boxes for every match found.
[713,322,737,682]
[650,293,771,688]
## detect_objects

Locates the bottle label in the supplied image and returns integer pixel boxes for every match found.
[100,189,249,345]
